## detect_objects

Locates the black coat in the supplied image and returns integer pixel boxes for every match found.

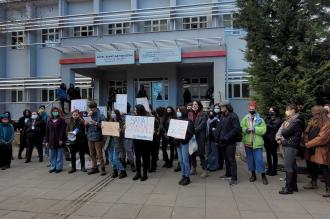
[46,119,67,149]
[264,116,282,144]
[24,118,46,139]
[208,118,220,142]
[189,112,207,154]
[176,118,194,145]
[281,115,304,149]
[215,112,241,146]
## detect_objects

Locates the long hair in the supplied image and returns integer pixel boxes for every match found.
[177,106,188,118]
[193,100,203,112]
[114,109,122,122]
[135,104,147,116]
[49,107,62,120]
[164,106,176,121]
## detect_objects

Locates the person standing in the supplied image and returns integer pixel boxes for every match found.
[241,101,268,185]
[213,104,224,170]
[46,107,67,173]
[150,110,160,172]
[303,106,330,197]
[264,107,282,176]
[85,101,106,176]
[24,112,46,163]
[215,100,241,185]
[161,107,177,168]
[67,83,77,101]
[132,105,152,181]
[67,110,87,173]
[175,106,194,186]
[188,100,208,178]
[276,104,305,194]
[17,109,32,159]
[206,109,220,171]
[123,103,136,172]
[0,114,14,170]
[183,88,192,106]
[38,105,48,122]
[137,84,148,99]
[56,83,70,114]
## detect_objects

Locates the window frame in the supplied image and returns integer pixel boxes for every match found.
[73,26,95,37]
[108,22,130,35]
[182,16,208,30]
[41,28,60,48]
[41,88,56,102]
[11,90,24,102]
[227,81,250,99]
[144,19,169,32]
[11,31,25,49]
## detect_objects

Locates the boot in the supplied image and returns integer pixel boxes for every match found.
[262,173,269,185]
[181,176,191,186]
[141,172,148,181]
[100,167,106,176]
[292,171,298,192]
[249,171,257,182]
[68,168,76,174]
[133,172,141,181]
[174,163,181,172]
[178,176,185,185]
[322,187,330,198]
[111,169,118,178]
[303,180,318,190]
[279,172,294,195]
[190,166,197,175]
[200,170,209,178]
[119,171,127,179]
[87,167,99,175]
[269,163,277,176]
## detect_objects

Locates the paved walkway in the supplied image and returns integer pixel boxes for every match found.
[0,148,329,219]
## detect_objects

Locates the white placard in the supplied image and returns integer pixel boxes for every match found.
[71,99,88,112]
[96,50,135,66]
[98,106,107,117]
[125,116,155,141]
[115,94,127,114]
[136,97,150,112]
[167,119,189,140]
[139,48,181,64]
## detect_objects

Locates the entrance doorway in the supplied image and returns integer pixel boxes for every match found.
[134,78,169,110]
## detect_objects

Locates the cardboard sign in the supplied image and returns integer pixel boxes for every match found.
[115,94,127,114]
[125,115,155,141]
[167,119,189,140]
[98,106,107,117]
[71,99,88,112]
[101,122,120,137]
[136,97,150,112]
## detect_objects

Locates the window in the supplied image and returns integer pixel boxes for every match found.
[220,14,233,27]
[183,77,209,100]
[182,16,208,30]
[41,29,59,47]
[11,90,23,102]
[11,31,24,49]
[81,88,94,100]
[108,81,127,96]
[108,22,130,35]
[74,26,94,37]
[227,82,250,99]
[144,19,169,32]
[41,89,55,102]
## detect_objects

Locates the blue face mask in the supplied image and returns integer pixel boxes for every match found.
[176,112,182,118]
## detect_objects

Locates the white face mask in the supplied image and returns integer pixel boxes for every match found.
[176,112,182,118]
[214,108,220,113]
[31,115,38,120]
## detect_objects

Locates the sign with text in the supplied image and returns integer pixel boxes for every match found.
[115,94,127,114]
[96,50,135,66]
[125,116,155,141]
[136,97,150,112]
[101,122,120,137]
[71,99,88,112]
[139,48,181,64]
[167,119,189,140]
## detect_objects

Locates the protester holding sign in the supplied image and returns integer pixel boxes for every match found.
[85,101,106,176]
[161,107,177,168]
[175,106,194,186]
[105,110,127,179]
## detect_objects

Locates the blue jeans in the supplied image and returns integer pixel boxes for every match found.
[245,147,265,174]
[107,139,125,172]
[207,141,219,171]
[50,148,64,171]
[177,143,190,177]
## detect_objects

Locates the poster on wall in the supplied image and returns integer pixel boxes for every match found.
[71,99,88,112]
[139,48,181,64]
[124,115,155,141]
[167,119,189,140]
[136,97,150,112]
[96,50,135,66]
[115,94,127,114]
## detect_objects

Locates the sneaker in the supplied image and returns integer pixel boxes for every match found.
[119,171,127,179]
[68,168,76,174]
[49,169,56,173]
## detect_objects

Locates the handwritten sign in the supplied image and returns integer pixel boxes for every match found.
[115,94,127,114]
[101,122,120,137]
[136,97,150,112]
[98,106,107,117]
[71,99,88,112]
[125,115,155,141]
[167,119,189,139]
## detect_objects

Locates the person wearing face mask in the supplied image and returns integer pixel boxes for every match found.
[105,110,127,179]
[85,101,106,176]
[276,104,304,194]
[303,106,330,197]
[24,112,46,163]
[17,109,32,159]
[46,107,67,173]
[175,106,194,185]
[67,110,87,173]
[213,104,224,170]
[161,106,177,168]
[241,101,268,185]
[264,106,282,176]
[188,100,208,177]
[206,110,220,171]
[0,114,14,170]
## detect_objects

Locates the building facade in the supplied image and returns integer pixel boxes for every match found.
[0,0,249,120]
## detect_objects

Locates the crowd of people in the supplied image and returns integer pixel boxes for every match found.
[0,96,330,197]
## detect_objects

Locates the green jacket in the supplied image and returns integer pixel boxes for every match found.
[241,113,267,149]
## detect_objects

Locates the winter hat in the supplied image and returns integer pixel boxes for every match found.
[249,101,257,109]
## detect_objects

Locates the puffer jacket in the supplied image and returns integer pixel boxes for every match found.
[86,109,105,142]
[241,113,267,149]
